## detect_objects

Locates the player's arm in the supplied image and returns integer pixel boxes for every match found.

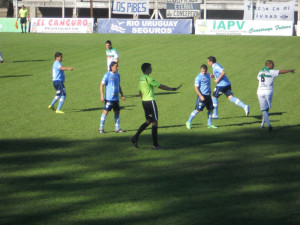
[279,69,295,74]
[119,85,125,102]
[60,67,73,71]
[158,84,182,91]
[100,82,105,103]
[214,70,225,83]
[195,85,205,101]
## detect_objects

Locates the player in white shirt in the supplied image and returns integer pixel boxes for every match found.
[105,40,119,71]
[257,60,295,131]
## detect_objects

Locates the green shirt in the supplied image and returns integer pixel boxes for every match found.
[138,74,160,101]
[19,8,29,18]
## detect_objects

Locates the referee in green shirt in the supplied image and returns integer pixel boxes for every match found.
[130,63,182,150]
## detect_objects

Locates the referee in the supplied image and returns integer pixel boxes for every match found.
[130,63,182,150]
[18,5,29,33]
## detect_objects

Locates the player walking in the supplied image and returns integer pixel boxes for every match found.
[130,63,182,150]
[257,60,295,131]
[48,52,73,114]
[99,61,125,133]
[207,56,249,118]
[105,40,119,71]
[186,64,217,129]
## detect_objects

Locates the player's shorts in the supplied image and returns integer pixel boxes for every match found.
[142,100,158,122]
[104,100,120,112]
[213,85,233,98]
[20,17,27,24]
[195,95,214,112]
[257,90,273,111]
[53,80,66,97]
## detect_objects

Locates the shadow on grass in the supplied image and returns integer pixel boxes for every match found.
[219,112,286,120]
[1,126,300,225]
[73,105,137,112]
[11,59,49,63]
[0,75,33,79]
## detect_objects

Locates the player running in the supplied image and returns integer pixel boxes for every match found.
[186,64,217,129]
[105,40,119,72]
[207,56,249,119]
[257,60,295,131]
[99,61,125,133]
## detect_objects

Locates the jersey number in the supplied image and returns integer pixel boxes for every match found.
[260,73,265,82]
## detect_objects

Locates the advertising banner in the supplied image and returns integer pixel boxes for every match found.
[97,19,192,34]
[0,18,29,33]
[30,18,94,33]
[195,20,293,36]
[255,0,295,21]
[166,0,201,18]
[113,0,149,15]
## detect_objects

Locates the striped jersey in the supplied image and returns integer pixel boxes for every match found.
[257,67,280,91]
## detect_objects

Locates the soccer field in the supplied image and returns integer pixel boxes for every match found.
[1,33,300,225]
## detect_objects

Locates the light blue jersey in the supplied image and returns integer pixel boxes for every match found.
[102,71,120,101]
[195,72,211,96]
[52,60,65,82]
[213,63,231,87]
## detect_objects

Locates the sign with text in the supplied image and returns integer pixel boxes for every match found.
[166,0,201,18]
[255,0,295,21]
[112,0,149,15]
[195,20,293,36]
[97,19,192,34]
[30,18,94,33]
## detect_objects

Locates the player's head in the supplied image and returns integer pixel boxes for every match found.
[109,61,118,72]
[200,64,208,74]
[265,60,274,69]
[22,5,25,9]
[141,63,152,74]
[105,40,112,50]
[207,56,216,67]
[55,52,63,61]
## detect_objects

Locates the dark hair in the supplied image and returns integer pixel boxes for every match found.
[55,52,62,59]
[141,63,151,73]
[207,56,216,63]
[201,64,208,70]
[105,40,112,45]
[109,61,118,71]
[265,60,274,67]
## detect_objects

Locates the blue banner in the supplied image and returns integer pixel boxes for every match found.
[97,19,192,34]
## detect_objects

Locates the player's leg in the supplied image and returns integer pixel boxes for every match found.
[151,120,160,149]
[114,102,124,133]
[206,97,217,128]
[186,98,202,129]
[99,110,109,133]
[56,83,66,113]
[226,86,249,116]
[258,93,271,130]
[212,87,221,119]
[49,81,61,111]
[0,51,4,62]
[20,19,24,33]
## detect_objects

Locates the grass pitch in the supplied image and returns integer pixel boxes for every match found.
[1,33,300,225]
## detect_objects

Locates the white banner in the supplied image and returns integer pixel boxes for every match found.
[195,20,293,36]
[255,0,295,21]
[112,0,149,15]
[30,18,94,33]
[243,0,253,20]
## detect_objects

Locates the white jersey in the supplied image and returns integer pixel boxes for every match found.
[257,67,280,92]
[106,48,119,70]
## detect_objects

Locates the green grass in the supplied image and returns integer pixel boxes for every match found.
[1,33,300,225]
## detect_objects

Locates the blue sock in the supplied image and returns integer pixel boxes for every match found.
[100,113,107,130]
[115,114,120,130]
[57,96,65,110]
[230,96,246,109]
[207,111,212,126]
[188,110,199,123]
[212,97,218,116]
[50,96,59,107]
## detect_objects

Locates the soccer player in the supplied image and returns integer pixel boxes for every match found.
[105,40,119,71]
[99,61,125,133]
[48,52,73,114]
[257,60,295,131]
[207,56,249,119]
[18,5,29,33]
[0,51,3,63]
[130,63,182,150]
[186,64,217,129]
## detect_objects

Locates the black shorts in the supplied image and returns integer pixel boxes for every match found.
[20,17,27,24]
[53,80,66,97]
[142,100,158,122]
[213,85,233,98]
[104,100,120,112]
[195,95,214,111]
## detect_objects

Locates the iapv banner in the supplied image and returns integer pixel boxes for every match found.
[97,19,192,34]
[30,18,94,33]
[195,20,293,36]
[113,0,149,15]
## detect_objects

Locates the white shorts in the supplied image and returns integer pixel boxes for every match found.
[257,90,273,111]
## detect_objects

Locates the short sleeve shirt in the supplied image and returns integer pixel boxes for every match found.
[102,71,120,101]
[212,63,231,87]
[52,60,65,82]
[19,8,29,18]
[138,74,160,101]
[257,67,280,91]
[195,72,211,96]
